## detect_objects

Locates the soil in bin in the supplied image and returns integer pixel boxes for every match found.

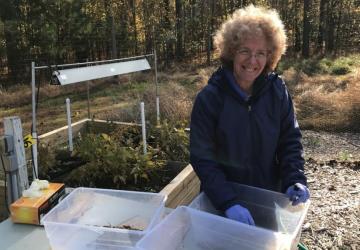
[37,121,189,192]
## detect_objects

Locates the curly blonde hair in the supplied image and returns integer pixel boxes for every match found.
[214,5,287,73]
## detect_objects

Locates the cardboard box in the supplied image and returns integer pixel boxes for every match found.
[10,183,65,225]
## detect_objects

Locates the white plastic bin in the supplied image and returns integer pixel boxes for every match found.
[188,183,310,250]
[42,187,166,250]
[136,206,288,250]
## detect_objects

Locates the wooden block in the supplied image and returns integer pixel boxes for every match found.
[166,186,200,208]
[91,119,141,127]
[165,172,200,206]
[160,164,198,202]
[165,176,200,208]
[38,119,140,147]
[38,118,89,146]
[177,181,201,206]
[164,168,200,207]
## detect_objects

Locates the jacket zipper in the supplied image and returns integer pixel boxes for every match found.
[248,105,252,112]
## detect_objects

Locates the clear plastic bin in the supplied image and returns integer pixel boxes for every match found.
[188,183,310,250]
[41,187,166,250]
[136,206,288,250]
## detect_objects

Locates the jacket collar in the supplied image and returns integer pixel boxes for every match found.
[209,66,271,103]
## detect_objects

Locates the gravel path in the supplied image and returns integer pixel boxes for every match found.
[302,130,360,161]
[300,131,359,250]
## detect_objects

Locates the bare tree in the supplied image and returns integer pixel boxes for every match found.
[302,0,311,57]
[175,0,184,59]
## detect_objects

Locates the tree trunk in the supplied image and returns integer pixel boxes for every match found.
[229,0,235,13]
[103,0,112,58]
[326,1,335,54]
[207,0,215,65]
[317,0,326,54]
[142,1,153,54]
[0,0,23,83]
[111,14,117,58]
[293,0,301,53]
[334,1,343,55]
[302,0,311,58]
[175,0,184,59]
[163,0,173,63]
[129,0,138,55]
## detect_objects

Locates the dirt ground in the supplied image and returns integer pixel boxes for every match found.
[300,130,360,250]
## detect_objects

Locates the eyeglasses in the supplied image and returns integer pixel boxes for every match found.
[236,48,269,60]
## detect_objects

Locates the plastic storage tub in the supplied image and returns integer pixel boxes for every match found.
[188,183,310,250]
[42,187,166,250]
[136,206,289,250]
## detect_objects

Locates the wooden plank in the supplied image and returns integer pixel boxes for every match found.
[165,171,200,206]
[166,179,200,208]
[177,181,201,206]
[38,119,141,146]
[160,164,198,202]
[92,119,141,127]
[38,118,89,146]
[84,119,141,135]
[160,164,196,195]
[165,175,200,208]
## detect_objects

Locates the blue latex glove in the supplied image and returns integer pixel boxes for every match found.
[224,204,255,226]
[286,183,310,206]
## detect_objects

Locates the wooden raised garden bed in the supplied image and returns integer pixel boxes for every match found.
[38,118,200,208]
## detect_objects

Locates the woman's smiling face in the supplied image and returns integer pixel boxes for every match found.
[233,35,269,89]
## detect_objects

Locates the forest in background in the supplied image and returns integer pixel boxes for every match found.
[0,0,359,86]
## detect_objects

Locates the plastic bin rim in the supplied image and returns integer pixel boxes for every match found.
[74,187,168,198]
[41,187,167,225]
[190,188,311,239]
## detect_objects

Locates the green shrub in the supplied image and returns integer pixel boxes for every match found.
[60,121,189,189]
[276,58,295,74]
[67,132,165,188]
[148,120,189,162]
[330,65,351,75]
[329,57,356,75]
[318,58,332,74]
[278,54,359,76]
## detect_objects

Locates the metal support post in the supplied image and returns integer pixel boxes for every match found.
[66,98,73,152]
[154,49,160,125]
[87,82,91,119]
[140,102,147,155]
[156,97,160,126]
[31,62,39,179]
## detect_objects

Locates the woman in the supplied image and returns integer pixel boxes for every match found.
[190,5,310,225]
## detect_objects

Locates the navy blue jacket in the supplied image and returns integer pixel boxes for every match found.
[190,67,307,211]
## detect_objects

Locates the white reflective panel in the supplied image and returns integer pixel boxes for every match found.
[53,58,151,85]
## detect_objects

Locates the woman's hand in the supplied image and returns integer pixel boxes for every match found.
[225,204,255,225]
[286,183,310,205]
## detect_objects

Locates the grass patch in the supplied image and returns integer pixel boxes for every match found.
[278,54,360,76]
[292,70,360,132]
[338,150,354,161]
[1,55,359,136]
